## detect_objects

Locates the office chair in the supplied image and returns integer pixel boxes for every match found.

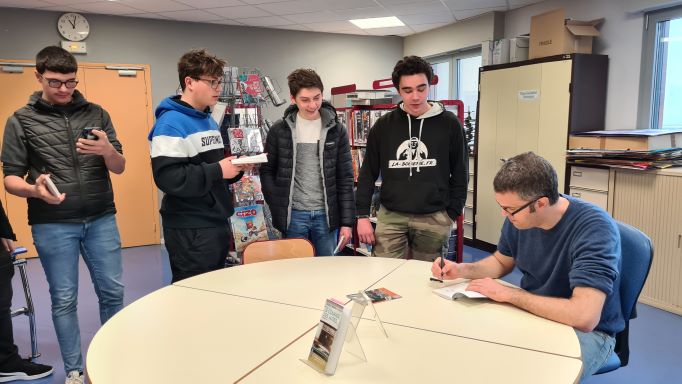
[595,221,653,374]
[242,238,315,264]
[10,247,40,360]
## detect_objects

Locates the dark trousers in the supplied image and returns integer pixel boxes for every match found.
[163,226,232,283]
[0,248,20,368]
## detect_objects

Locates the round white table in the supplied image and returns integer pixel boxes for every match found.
[86,257,582,383]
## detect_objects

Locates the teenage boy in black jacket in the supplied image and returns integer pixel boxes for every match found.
[356,56,468,261]
[2,46,125,384]
[261,69,354,255]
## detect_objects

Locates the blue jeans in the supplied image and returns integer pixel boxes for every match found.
[32,214,124,373]
[575,329,616,381]
[287,209,337,256]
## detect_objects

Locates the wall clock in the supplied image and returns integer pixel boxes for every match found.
[58,12,90,42]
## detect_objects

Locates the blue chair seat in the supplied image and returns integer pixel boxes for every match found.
[594,221,653,375]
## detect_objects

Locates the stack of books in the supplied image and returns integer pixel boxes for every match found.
[567,129,682,170]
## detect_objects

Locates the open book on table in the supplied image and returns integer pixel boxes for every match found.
[231,153,268,165]
[433,281,487,300]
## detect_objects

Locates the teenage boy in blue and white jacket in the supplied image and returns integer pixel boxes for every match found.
[148,49,244,283]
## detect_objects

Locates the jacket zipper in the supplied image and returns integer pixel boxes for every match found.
[63,114,87,221]
[318,120,333,229]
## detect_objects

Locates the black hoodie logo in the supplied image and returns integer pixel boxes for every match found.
[389,137,436,169]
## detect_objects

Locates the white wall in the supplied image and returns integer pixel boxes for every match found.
[505,0,647,130]
[404,12,504,58]
[624,0,682,12]
[0,7,403,121]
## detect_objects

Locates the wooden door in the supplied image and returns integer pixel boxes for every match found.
[80,65,159,247]
[0,63,42,257]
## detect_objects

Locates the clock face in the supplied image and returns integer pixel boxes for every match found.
[58,13,90,42]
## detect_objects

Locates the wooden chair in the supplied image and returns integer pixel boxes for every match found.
[242,238,315,264]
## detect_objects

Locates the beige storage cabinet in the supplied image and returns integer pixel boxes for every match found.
[611,168,682,315]
[475,54,608,246]
[569,165,612,212]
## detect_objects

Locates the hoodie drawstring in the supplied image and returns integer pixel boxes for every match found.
[407,116,425,177]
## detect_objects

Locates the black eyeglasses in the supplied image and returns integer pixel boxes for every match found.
[40,75,78,89]
[501,197,545,216]
[194,77,223,90]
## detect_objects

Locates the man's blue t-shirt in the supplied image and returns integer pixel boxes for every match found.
[497,195,625,336]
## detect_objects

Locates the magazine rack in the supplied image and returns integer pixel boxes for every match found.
[301,293,388,375]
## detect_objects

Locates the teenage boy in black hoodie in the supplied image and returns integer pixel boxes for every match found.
[356,56,468,261]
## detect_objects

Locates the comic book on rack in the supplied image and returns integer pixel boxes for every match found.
[232,175,264,206]
[227,127,264,155]
[239,74,263,104]
[230,205,268,252]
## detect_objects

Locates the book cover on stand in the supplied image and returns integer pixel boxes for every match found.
[228,127,264,155]
[307,298,352,375]
[230,205,269,252]
[232,175,264,206]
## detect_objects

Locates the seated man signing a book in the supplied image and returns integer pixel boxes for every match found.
[432,152,624,381]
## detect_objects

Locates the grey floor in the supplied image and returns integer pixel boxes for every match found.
[9,245,682,383]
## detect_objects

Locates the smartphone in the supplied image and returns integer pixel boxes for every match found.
[44,175,61,197]
[80,127,99,140]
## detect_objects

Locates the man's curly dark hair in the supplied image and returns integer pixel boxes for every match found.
[391,55,433,89]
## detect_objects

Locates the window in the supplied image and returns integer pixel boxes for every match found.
[429,60,450,100]
[456,55,482,117]
[639,6,682,129]
[427,50,481,117]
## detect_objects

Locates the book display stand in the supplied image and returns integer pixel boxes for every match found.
[301,293,388,376]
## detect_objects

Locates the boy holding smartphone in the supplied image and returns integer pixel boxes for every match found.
[1,46,125,384]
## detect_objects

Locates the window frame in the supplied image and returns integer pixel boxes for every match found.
[426,48,481,101]
[638,5,682,130]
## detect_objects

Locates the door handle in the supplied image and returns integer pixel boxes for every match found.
[499,158,507,163]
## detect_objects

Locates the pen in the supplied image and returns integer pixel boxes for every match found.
[440,242,446,281]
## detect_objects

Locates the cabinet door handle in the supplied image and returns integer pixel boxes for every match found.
[499,158,507,163]
[678,234,681,248]
[572,171,582,177]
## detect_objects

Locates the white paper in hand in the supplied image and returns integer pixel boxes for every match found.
[232,153,268,165]
[332,236,345,255]
[44,175,61,197]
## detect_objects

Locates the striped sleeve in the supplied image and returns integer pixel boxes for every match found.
[149,123,223,198]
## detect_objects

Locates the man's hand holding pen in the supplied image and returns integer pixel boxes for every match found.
[432,257,461,281]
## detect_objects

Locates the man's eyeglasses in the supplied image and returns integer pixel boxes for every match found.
[501,197,545,216]
[195,77,223,90]
[40,76,78,89]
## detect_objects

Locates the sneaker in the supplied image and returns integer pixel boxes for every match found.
[0,358,53,382]
[65,370,83,384]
